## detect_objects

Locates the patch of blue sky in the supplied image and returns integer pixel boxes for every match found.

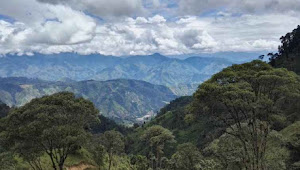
[163,0,178,8]
[0,14,16,23]
[42,18,61,26]
[200,9,223,17]
[83,11,104,23]
[199,7,244,18]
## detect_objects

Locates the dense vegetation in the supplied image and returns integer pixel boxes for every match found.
[0,27,300,170]
[269,25,300,74]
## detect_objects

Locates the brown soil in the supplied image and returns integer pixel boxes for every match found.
[65,162,96,170]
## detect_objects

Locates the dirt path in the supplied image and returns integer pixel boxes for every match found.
[65,162,96,170]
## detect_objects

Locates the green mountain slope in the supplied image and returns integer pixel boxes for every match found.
[129,60,300,159]
[0,77,176,123]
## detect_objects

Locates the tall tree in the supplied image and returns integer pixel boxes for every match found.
[194,60,300,170]
[101,130,125,170]
[141,125,175,170]
[3,92,99,170]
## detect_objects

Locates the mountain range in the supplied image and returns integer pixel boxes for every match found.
[0,77,176,124]
[0,53,237,95]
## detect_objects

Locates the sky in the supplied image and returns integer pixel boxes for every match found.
[0,0,300,56]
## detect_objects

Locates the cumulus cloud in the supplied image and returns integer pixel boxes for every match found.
[1,12,300,56]
[176,29,217,51]
[27,6,96,45]
[0,0,300,56]
[0,0,97,54]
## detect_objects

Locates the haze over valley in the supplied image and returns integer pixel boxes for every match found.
[0,52,244,96]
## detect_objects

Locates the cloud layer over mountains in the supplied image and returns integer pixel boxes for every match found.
[0,0,300,56]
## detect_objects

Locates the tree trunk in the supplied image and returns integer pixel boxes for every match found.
[49,156,57,170]
[59,164,64,170]
[156,149,160,170]
[108,151,113,170]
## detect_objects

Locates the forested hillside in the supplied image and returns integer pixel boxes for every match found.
[0,77,176,123]
[128,60,300,169]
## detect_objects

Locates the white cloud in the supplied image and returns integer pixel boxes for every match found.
[27,6,96,45]
[0,1,97,54]
[148,15,166,24]
[0,0,300,56]
[1,13,300,56]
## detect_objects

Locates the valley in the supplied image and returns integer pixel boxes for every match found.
[0,77,176,124]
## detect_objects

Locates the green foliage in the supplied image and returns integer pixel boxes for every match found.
[0,101,9,118]
[148,96,206,145]
[193,60,300,169]
[88,142,106,168]
[141,125,175,170]
[205,129,290,170]
[101,130,125,170]
[171,143,203,170]
[281,121,300,169]
[2,92,99,170]
[130,155,148,170]
[90,115,131,135]
[0,151,18,170]
[269,25,300,74]
[101,130,125,156]
[184,114,196,125]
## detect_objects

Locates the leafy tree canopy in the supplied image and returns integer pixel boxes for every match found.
[193,60,300,169]
[2,92,99,170]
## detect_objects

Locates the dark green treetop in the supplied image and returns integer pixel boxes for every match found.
[2,92,99,170]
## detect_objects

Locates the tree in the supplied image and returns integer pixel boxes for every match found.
[0,149,18,170]
[15,142,44,170]
[269,25,300,74]
[91,144,106,170]
[205,130,289,170]
[282,121,300,169]
[258,55,265,60]
[141,125,175,170]
[130,155,149,170]
[101,130,125,170]
[0,101,9,118]
[194,60,300,170]
[171,143,203,170]
[86,135,107,170]
[3,92,99,170]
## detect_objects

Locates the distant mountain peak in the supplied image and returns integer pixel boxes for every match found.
[0,53,238,95]
[151,53,163,56]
